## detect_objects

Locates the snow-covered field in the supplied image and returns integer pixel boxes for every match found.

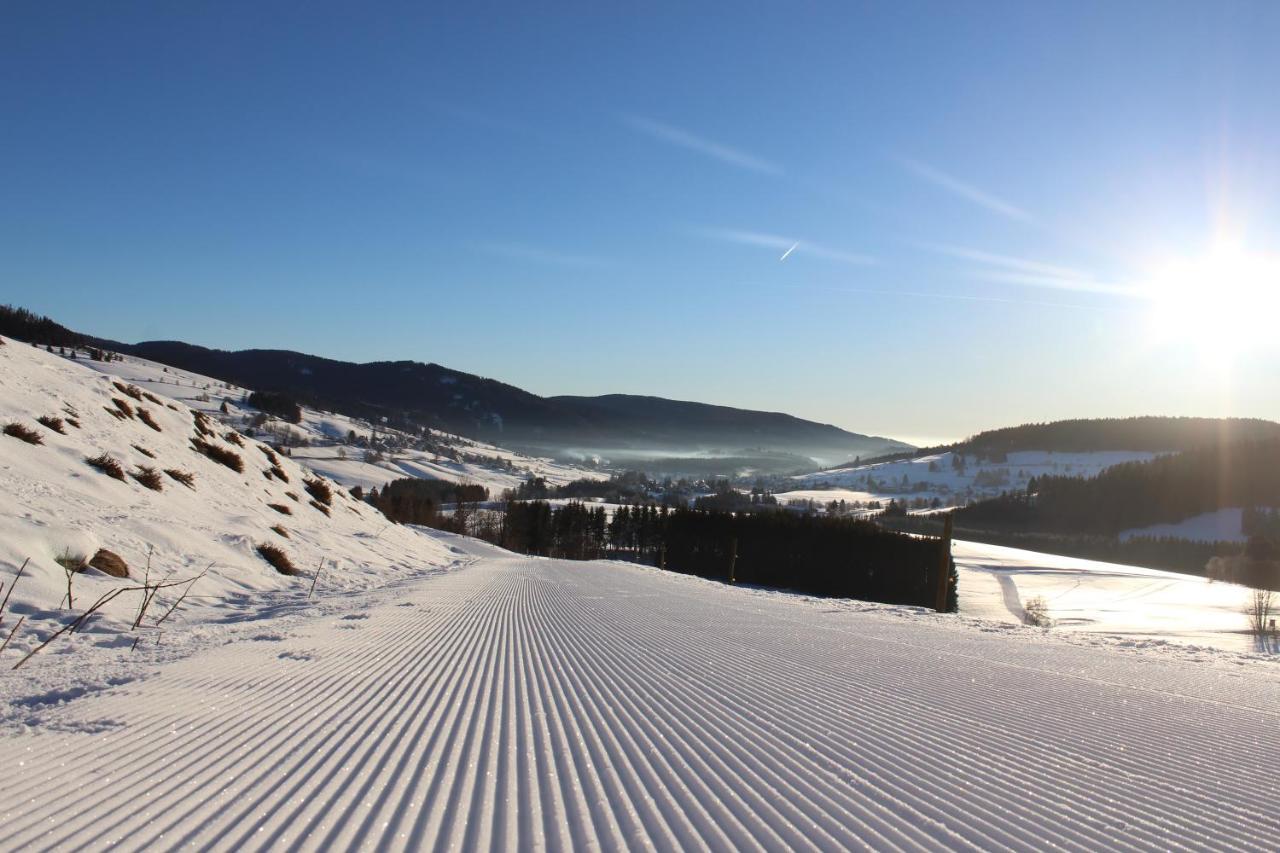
[3,537,1280,850]
[954,540,1265,653]
[792,449,1163,506]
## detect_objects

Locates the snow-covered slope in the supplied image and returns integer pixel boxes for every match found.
[787,449,1163,507]
[1119,508,1247,543]
[2,542,1278,850]
[0,337,460,693]
[75,348,607,496]
[953,540,1261,653]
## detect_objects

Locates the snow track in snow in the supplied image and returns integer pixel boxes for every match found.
[3,549,1280,851]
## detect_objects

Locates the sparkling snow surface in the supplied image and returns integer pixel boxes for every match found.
[2,539,1280,850]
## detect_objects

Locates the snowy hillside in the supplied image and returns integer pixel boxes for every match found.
[785,449,1163,508]
[76,348,607,496]
[0,337,463,695]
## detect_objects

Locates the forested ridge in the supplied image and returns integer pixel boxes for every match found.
[957,439,1280,535]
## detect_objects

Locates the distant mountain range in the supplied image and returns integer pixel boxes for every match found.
[0,305,909,467]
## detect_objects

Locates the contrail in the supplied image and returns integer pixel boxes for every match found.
[779,242,799,261]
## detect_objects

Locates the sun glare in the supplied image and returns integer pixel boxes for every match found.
[1141,247,1280,361]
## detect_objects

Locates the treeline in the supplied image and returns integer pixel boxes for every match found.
[0,304,89,349]
[832,416,1280,472]
[367,478,488,526]
[1245,506,1280,539]
[879,515,1242,579]
[956,416,1280,456]
[505,470,705,507]
[496,502,956,610]
[248,390,303,424]
[957,439,1280,535]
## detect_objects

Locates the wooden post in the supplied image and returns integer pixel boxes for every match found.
[934,513,953,612]
[659,544,666,572]
[729,537,738,584]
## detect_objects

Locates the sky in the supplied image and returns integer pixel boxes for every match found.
[3,1,1279,445]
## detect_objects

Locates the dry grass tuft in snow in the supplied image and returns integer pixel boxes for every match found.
[131,465,164,492]
[164,467,195,488]
[255,542,298,575]
[270,524,289,539]
[190,437,244,473]
[3,422,43,445]
[36,415,66,435]
[132,443,156,459]
[136,407,161,432]
[112,381,144,402]
[267,502,291,515]
[86,452,126,481]
[89,548,129,578]
[111,397,135,419]
[304,477,333,507]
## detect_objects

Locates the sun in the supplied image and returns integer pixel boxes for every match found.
[1140,246,1280,361]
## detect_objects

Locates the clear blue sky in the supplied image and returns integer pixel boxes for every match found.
[4,1,1279,444]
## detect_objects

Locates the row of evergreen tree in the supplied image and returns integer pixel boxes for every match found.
[366,478,489,526]
[495,501,956,610]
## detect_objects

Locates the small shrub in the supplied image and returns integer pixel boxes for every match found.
[104,406,126,421]
[111,397,135,419]
[285,491,300,502]
[132,465,164,491]
[1246,588,1276,635]
[132,444,157,459]
[271,524,290,539]
[65,417,81,429]
[271,465,288,482]
[190,438,244,472]
[137,407,162,432]
[310,499,331,517]
[165,468,196,488]
[349,485,364,500]
[3,422,43,445]
[224,431,244,447]
[258,445,281,465]
[1023,596,1052,628]
[36,415,66,434]
[142,391,163,405]
[304,477,333,507]
[256,542,298,575]
[86,453,126,480]
[267,502,292,515]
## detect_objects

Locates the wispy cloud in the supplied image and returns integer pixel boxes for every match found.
[698,227,876,266]
[624,115,783,175]
[925,243,1140,297]
[803,284,1111,312]
[897,156,1031,222]
[475,242,606,268]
